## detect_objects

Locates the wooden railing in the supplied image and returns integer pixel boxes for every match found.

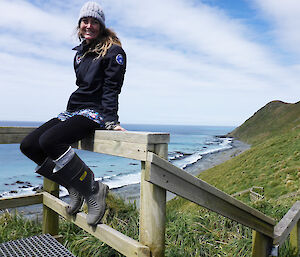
[0,126,300,257]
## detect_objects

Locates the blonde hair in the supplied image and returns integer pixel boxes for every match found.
[78,26,122,59]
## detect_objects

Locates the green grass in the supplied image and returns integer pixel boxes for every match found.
[0,210,42,243]
[199,129,300,202]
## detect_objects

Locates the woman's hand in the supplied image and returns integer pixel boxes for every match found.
[113,125,126,131]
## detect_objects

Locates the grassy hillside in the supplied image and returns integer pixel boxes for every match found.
[228,100,300,144]
[200,129,300,200]
[167,100,300,256]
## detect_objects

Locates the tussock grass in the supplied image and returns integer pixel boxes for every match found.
[0,210,41,243]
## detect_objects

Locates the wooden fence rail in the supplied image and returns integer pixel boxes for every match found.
[0,126,299,257]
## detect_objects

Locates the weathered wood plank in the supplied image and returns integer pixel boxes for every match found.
[0,193,43,209]
[290,220,300,255]
[0,127,169,144]
[0,127,35,143]
[140,144,168,257]
[273,201,300,246]
[93,130,170,144]
[42,178,59,236]
[0,134,30,144]
[0,128,170,159]
[145,152,275,237]
[79,137,154,161]
[0,127,36,134]
[42,192,150,257]
[252,230,273,257]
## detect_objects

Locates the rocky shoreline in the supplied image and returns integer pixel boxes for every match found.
[111,139,250,205]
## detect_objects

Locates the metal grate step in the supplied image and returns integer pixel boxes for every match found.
[0,234,76,257]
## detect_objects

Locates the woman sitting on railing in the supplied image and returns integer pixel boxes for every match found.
[20,1,126,226]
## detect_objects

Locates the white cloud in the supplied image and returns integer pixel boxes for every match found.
[104,0,276,72]
[0,0,299,126]
[253,0,300,55]
[0,0,76,43]
[112,0,299,124]
[0,52,74,121]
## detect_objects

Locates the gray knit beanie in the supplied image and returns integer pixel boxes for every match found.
[79,1,105,27]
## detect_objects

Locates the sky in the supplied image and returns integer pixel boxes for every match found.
[0,0,299,126]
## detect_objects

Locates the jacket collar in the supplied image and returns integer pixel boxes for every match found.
[72,40,90,53]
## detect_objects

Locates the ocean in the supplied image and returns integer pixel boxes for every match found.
[0,121,235,198]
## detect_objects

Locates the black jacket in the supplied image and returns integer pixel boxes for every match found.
[67,41,126,124]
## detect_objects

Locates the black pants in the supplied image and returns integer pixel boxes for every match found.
[20,116,99,166]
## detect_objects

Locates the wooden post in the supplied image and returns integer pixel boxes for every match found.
[140,143,168,257]
[252,230,272,257]
[290,220,300,255]
[42,177,59,235]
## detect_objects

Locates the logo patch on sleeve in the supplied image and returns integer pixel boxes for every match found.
[76,55,83,64]
[116,54,124,65]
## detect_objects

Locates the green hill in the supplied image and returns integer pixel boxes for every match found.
[200,100,300,199]
[167,100,300,256]
[228,100,300,144]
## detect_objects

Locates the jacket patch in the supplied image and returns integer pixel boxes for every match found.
[116,54,124,65]
[76,55,83,64]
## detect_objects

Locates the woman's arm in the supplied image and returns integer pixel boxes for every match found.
[101,45,127,130]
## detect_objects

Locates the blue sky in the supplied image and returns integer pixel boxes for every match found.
[0,0,299,126]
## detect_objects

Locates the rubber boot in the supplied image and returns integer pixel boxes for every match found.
[35,158,84,215]
[53,153,109,226]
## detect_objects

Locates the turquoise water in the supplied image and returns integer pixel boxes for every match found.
[0,122,235,197]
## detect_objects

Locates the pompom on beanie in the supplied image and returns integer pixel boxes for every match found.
[78,1,105,27]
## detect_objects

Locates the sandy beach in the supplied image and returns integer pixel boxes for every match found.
[3,139,250,219]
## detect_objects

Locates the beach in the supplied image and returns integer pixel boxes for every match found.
[3,139,250,219]
[111,139,250,205]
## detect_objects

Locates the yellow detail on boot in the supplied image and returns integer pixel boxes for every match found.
[80,171,87,181]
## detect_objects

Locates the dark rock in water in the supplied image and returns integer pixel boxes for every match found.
[4,183,9,186]
[16,181,25,184]
[106,170,113,173]
[32,186,43,192]
[9,190,18,194]
[129,163,138,166]
[110,164,115,166]
[19,186,29,189]
[36,175,42,178]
